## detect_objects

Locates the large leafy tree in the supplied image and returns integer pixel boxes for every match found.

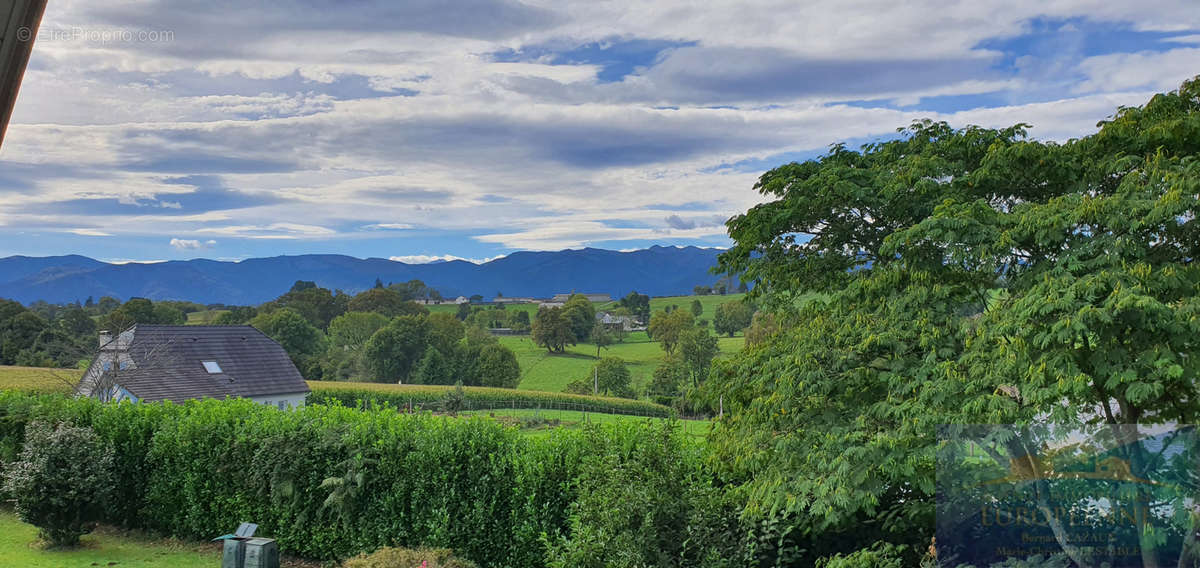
[561,293,596,342]
[712,300,753,337]
[251,308,324,374]
[709,77,1200,566]
[347,288,428,318]
[531,306,575,353]
[363,315,432,383]
[648,309,693,354]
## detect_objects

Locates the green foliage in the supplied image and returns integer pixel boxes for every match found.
[363,315,431,383]
[307,380,671,417]
[617,291,651,323]
[475,344,521,389]
[2,421,115,546]
[590,320,614,358]
[211,305,257,325]
[648,309,694,353]
[743,311,778,347]
[816,542,907,568]
[589,357,633,398]
[412,345,453,385]
[348,287,429,318]
[251,308,324,373]
[328,311,389,351]
[708,76,1200,565]
[647,355,686,406]
[712,301,753,337]
[531,306,575,353]
[677,326,718,388]
[101,297,186,331]
[343,546,478,568]
[0,391,701,566]
[690,299,703,317]
[544,421,719,568]
[562,294,596,342]
[263,285,347,329]
[442,380,466,414]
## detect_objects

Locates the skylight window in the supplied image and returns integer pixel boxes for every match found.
[202,361,223,374]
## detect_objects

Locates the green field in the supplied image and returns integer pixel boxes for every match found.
[504,331,743,393]
[0,510,221,568]
[0,365,76,393]
[184,309,228,324]
[641,292,748,332]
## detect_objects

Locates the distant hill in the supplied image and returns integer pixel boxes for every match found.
[0,246,728,305]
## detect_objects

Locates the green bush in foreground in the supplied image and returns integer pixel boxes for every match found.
[0,391,730,567]
[2,421,116,546]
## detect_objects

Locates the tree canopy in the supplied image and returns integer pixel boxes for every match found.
[709,77,1200,566]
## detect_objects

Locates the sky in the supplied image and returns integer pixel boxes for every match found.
[0,1,1198,264]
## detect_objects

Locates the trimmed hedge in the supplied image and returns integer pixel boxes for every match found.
[0,391,720,566]
[307,380,672,417]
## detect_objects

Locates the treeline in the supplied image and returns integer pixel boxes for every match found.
[209,280,522,387]
[0,295,196,368]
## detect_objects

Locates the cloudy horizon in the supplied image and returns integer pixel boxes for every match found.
[1,0,1197,262]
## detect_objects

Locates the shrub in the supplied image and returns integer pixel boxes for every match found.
[342,546,478,568]
[307,380,671,417]
[544,421,697,567]
[2,421,115,546]
[0,392,716,566]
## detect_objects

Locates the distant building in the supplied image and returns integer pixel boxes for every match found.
[453,296,470,304]
[550,293,612,303]
[76,325,310,409]
[537,301,565,309]
[596,312,638,332]
[493,297,537,304]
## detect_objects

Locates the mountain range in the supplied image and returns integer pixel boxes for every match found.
[0,246,728,305]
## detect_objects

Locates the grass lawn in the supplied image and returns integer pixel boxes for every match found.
[504,331,743,393]
[0,510,220,568]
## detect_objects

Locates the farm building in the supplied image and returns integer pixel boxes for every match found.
[550,293,612,303]
[76,325,310,408]
[596,312,638,331]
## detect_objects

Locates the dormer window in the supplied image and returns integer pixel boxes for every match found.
[202,361,223,374]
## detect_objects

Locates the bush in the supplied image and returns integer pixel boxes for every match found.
[0,392,721,566]
[2,421,116,546]
[544,421,717,568]
[343,546,478,568]
[307,380,671,417]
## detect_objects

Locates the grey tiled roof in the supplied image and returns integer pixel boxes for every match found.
[112,325,309,403]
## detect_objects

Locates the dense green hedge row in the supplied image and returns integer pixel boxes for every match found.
[0,392,729,566]
[307,380,673,417]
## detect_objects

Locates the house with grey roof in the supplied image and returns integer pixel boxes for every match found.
[76,324,310,409]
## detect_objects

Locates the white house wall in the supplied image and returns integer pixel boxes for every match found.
[250,392,307,410]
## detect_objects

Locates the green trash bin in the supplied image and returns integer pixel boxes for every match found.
[243,537,279,568]
[221,537,248,568]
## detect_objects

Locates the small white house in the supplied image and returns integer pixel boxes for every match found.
[76,325,310,409]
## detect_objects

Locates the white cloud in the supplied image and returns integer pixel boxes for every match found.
[169,238,217,249]
[68,228,113,236]
[389,254,507,264]
[364,223,415,230]
[2,0,1197,258]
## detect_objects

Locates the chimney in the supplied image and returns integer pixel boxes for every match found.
[98,330,112,349]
